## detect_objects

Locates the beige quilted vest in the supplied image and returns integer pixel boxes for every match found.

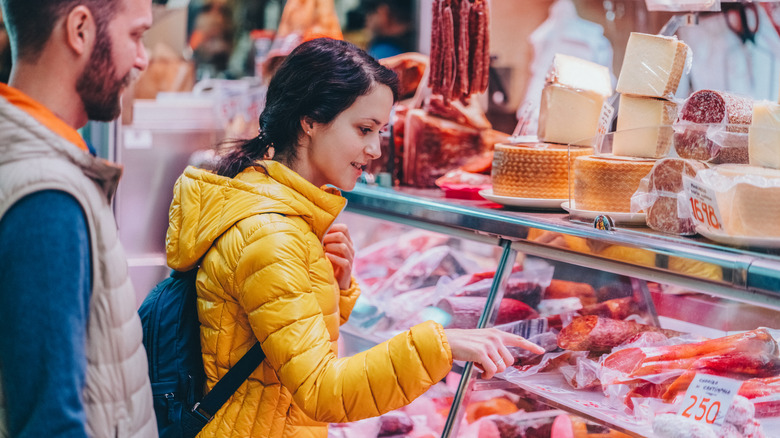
[0,97,157,438]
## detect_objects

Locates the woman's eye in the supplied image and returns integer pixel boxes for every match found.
[359,127,372,135]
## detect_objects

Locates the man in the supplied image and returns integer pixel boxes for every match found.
[361,0,415,59]
[0,0,156,437]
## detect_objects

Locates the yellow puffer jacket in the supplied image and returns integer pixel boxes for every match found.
[166,162,453,438]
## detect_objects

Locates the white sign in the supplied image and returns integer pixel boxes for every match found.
[678,373,743,426]
[683,176,725,231]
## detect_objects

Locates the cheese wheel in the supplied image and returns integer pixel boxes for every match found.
[573,155,656,212]
[491,143,593,199]
[613,94,678,158]
[616,32,689,99]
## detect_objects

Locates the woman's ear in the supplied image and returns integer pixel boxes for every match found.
[300,117,315,136]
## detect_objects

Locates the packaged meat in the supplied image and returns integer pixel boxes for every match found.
[693,165,780,238]
[631,158,708,235]
[557,315,671,353]
[437,297,538,329]
[674,90,753,163]
[378,411,414,437]
[652,413,717,438]
[403,109,483,187]
[544,279,597,307]
[577,297,640,321]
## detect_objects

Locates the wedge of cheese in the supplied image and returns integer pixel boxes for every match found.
[613,94,678,158]
[538,84,608,146]
[748,101,780,169]
[547,54,613,98]
[616,33,689,99]
[702,165,780,237]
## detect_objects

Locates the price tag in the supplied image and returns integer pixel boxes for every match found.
[597,100,615,136]
[678,374,742,426]
[683,176,724,231]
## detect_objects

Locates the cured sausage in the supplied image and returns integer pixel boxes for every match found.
[429,0,442,95]
[442,5,455,101]
[644,158,708,235]
[457,0,470,101]
[479,0,490,92]
[557,315,670,352]
[675,90,752,162]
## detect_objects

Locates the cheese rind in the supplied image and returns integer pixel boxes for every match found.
[547,54,613,98]
[613,94,678,158]
[573,155,656,212]
[491,143,593,199]
[616,32,689,99]
[748,101,780,169]
[538,84,607,146]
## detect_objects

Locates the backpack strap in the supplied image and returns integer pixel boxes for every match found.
[187,342,265,427]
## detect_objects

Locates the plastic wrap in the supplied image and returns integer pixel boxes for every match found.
[690,165,780,238]
[631,158,708,235]
[557,315,672,353]
[675,90,753,163]
[616,32,692,100]
[748,101,780,170]
[437,296,539,329]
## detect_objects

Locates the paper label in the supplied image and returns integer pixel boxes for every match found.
[683,176,724,231]
[597,100,615,136]
[678,374,742,426]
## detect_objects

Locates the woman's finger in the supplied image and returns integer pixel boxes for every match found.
[503,333,545,355]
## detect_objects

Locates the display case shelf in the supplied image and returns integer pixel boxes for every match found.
[343,185,780,310]
[342,184,780,438]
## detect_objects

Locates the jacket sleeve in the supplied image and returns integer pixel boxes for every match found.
[338,277,360,325]
[236,221,453,423]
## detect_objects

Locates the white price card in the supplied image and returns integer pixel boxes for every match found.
[678,373,743,426]
[682,176,724,231]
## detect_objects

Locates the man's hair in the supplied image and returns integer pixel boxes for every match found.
[1,0,118,61]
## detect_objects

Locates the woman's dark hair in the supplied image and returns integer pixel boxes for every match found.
[215,37,400,178]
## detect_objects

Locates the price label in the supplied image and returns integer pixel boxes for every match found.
[683,176,724,231]
[597,101,615,136]
[678,374,742,426]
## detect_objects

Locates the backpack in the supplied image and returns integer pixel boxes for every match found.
[139,268,265,438]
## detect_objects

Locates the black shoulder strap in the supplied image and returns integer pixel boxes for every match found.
[186,343,265,428]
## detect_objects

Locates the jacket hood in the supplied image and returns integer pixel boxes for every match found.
[166,161,347,271]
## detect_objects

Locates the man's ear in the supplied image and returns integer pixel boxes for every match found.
[64,5,95,56]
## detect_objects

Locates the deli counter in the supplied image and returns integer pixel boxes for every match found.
[336,183,780,438]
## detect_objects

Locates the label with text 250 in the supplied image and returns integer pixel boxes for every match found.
[678,373,742,426]
[682,176,724,231]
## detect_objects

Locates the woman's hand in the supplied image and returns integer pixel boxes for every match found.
[444,328,545,380]
[323,224,355,290]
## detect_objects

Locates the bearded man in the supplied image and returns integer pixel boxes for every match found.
[0,0,157,437]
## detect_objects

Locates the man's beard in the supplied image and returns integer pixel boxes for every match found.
[75,28,135,122]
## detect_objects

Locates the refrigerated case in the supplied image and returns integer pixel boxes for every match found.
[337,183,780,438]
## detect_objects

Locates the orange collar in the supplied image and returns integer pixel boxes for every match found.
[0,83,88,152]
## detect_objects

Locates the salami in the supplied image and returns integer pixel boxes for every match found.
[674,90,752,162]
[441,5,455,101]
[429,0,442,95]
[644,158,707,235]
[557,315,670,352]
[479,0,490,92]
[457,0,470,101]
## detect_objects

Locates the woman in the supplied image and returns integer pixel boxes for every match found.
[165,37,543,438]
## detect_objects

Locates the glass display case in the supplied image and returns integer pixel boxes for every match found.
[336,183,780,438]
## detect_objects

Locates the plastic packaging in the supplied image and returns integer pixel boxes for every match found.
[645,0,720,12]
[690,164,780,237]
[630,158,708,235]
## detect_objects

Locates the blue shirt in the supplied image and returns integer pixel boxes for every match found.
[0,190,91,438]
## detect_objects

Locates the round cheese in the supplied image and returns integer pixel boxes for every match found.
[491,143,593,199]
[573,155,656,212]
